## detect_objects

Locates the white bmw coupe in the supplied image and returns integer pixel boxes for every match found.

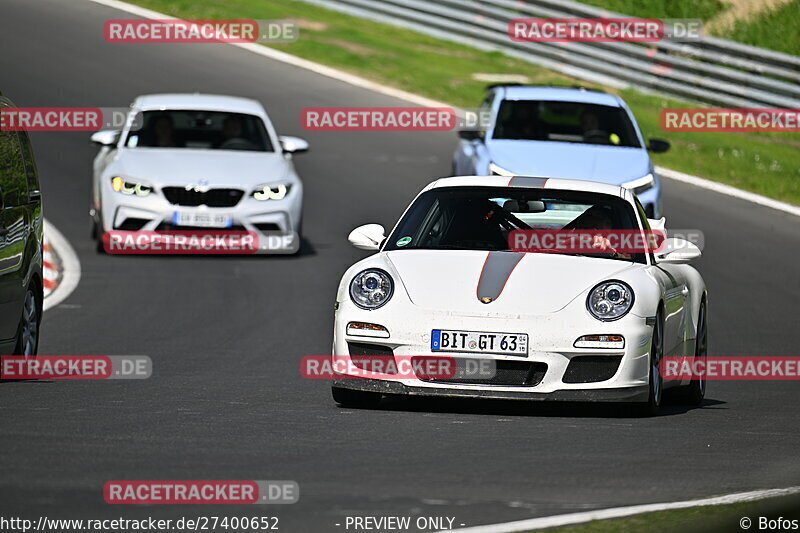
[89,93,308,253]
[332,176,707,415]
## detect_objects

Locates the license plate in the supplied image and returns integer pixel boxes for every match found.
[172,211,232,228]
[431,330,528,356]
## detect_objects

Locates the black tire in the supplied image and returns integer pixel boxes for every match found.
[675,299,707,406]
[14,286,41,357]
[331,386,381,408]
[637,311,664,417]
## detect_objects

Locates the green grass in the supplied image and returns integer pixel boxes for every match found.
[577,0,727,21]
[528,493,800,533]
[724,0,800,56]
[560,0,800,56]
[130,0,800,205]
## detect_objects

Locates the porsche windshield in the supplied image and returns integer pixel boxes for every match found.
[492,100,641,147]
[384,186,645,263]
[124,110,273,151]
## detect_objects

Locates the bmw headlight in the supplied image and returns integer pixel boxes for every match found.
[587,280,634,321]
[111,176,152,197]
[622,173,655,195]
[253,184,291,201]
[350,269,394,309]
[488,162,514,177]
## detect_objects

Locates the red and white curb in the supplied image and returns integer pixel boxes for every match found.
[43,219,81,311]
[43,239,60,298]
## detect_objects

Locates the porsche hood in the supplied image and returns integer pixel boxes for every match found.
[385,250,638,314]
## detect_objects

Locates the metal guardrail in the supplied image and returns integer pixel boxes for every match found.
[296,0,800,108]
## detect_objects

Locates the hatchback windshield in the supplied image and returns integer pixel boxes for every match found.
[492,100,640,147]
[384,186,645,263]
[125,110,273,151]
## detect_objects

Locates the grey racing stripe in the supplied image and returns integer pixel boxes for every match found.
[508,177,548,188]
[476,252,525,303]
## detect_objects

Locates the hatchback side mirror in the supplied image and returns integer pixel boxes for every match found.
[348,224,385,251]
[457,130,482,141]
[647,139,670,153]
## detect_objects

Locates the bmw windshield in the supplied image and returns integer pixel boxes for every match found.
[124,110,273,151]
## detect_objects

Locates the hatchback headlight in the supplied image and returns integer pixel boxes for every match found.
[350,269,394,309]
[253,184,291,201]
[587,280,634,321]
[111,176,152,197]
[622,173,655,195]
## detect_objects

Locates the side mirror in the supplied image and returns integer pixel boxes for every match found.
[457,129,482,141]
[656,238,701,264]
[91,130,120,147]
[279,135,309,154]
[647,139,670,153]
[348,224,385,251]
[647,217,666,231]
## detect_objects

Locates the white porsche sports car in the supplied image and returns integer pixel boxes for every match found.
[89,93,308,253]
[332,176,707,415]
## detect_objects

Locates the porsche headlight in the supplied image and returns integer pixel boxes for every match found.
[253,184,291,201]
[587,280,634,321]
[622,173,655,195]
[488,162,514,177]
[350,269,394,310]
[111,176,152,197]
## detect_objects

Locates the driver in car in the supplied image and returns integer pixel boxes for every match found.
[572,207,631,259]
[580,110,608,144]
[218,116,255,150]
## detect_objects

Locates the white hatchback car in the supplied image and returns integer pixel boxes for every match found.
[332,176,707,415]
[90,93,308,253]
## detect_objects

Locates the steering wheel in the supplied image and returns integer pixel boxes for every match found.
[219,137,257,150]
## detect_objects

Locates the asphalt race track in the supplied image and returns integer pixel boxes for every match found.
[1,0,799,530]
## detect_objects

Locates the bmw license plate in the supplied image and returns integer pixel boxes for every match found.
[172,211,233,228]
[431,329,528,356]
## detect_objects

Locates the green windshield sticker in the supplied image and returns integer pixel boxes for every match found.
[396,236,412,247]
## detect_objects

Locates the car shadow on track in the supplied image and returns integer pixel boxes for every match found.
[366,394,727,418]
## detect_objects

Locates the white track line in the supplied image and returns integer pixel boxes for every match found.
[43,219,81,311]
[656,166,800,217]
[87,0,800,218]
[445,486,800,533]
